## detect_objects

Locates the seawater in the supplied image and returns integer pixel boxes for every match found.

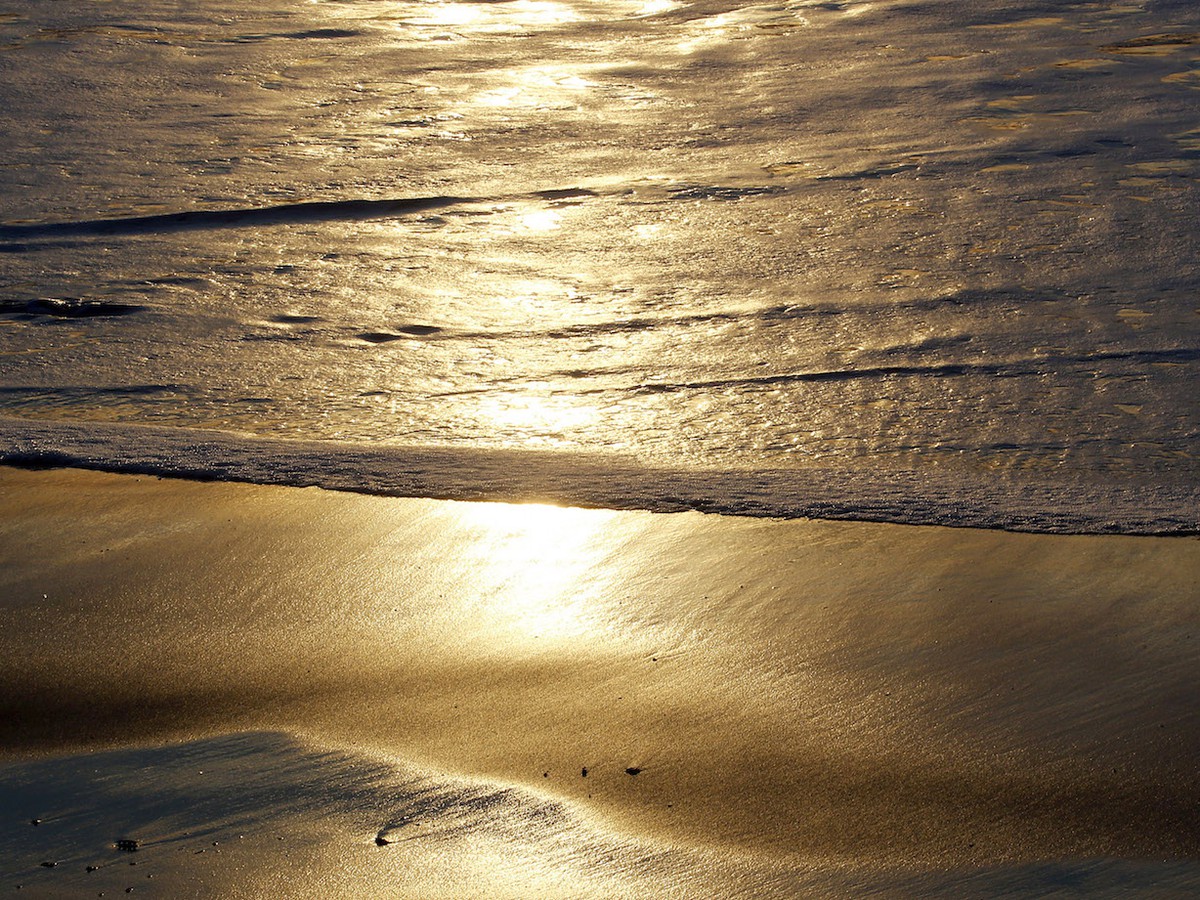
[0,0,1197,531]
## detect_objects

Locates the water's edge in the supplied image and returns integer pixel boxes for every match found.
[3,417,1194,535]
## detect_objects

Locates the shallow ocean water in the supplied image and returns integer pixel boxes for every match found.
[0,0,1197,529]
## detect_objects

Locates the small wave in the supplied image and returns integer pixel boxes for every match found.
[553,345,1200,397]
[0,384,185,399]
[0,298,146,318]
[222,28,364,43]
[1,418,1195,534]
[0,187,618,244]
[0,196,473,240]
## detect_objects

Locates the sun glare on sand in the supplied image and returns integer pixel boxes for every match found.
[451,502,622,642]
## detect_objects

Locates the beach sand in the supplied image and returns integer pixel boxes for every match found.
[2,466,1199,897]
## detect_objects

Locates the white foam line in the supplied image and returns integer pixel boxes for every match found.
[1,417,1196,534]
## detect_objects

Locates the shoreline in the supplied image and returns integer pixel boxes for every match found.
[3,419,1198,535]
[3,466,1199,895]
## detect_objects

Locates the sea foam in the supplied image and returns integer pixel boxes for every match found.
[2,417,1195,535]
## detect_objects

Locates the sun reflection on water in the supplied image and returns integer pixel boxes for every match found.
[403,0,581,31]
[474,68,597,109]
[469,390,600,446]
[519,208,563,232]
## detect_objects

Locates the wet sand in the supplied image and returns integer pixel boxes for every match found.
[2,467,1199,897]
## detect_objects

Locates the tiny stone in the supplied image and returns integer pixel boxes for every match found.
[87,866,99,873]
[374,835,391,847]
[39,862,56,869]
[29,819,41,826]
[115,840,139,852]
[543,772,549,778]
[625,767,642,776]
[581,767,588,778]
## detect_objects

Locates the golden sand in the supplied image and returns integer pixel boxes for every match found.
[2,467,1198,896]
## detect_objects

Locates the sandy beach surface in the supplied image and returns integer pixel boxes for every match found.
[2,466,1199,897]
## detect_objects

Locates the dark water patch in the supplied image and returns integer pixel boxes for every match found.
[1048,145,1098,159]
[0,196,473,240]
[0,384,184,401]
[666,184,783,201]
[223,28,363,43]
[1100,32,1199,54]
[533,188,599,201]
[814,163,922,181]
[1088,346,1200,365]
[242,332,307,343]
[624,347,1200,395]
[0,298,146,318]
[880,334,975,355]
[271,314,324,325]
[396,324,442,336]
[930,287,1077,307]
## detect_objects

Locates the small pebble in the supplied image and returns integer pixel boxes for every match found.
[115,840,139,852]
[581,767,588,778]
[625,767,642,776]
[87,866,99,873]
[29,819,41,827]
[39,862,56,869]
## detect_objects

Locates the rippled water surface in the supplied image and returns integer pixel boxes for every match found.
[1,0,1197,526]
